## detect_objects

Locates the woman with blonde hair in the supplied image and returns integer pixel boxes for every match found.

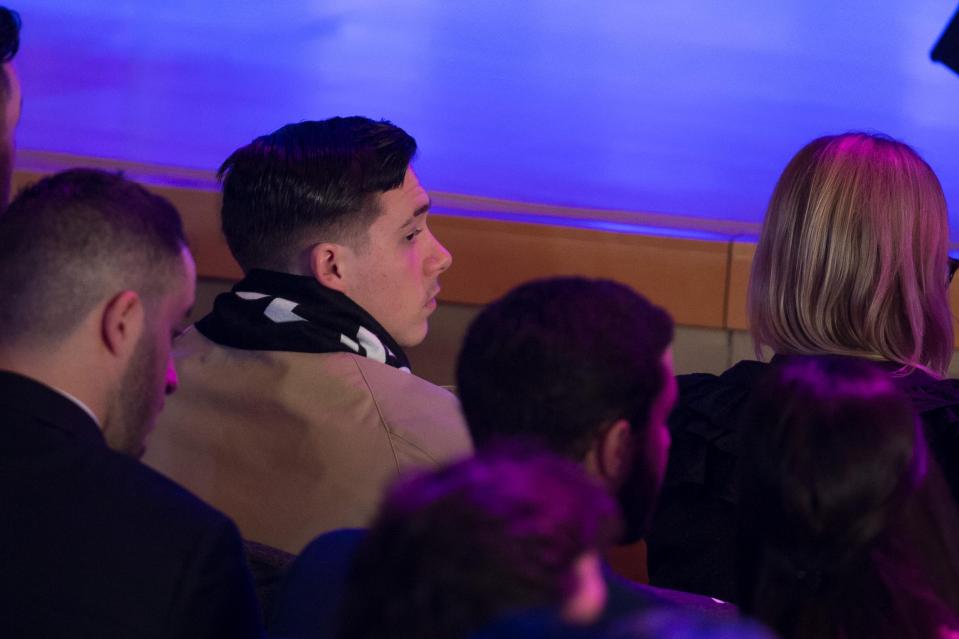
[749,132,953,372]
[646,132,959,604]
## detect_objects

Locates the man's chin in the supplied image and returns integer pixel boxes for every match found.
[105,403,157,459]
[396,324,430,349]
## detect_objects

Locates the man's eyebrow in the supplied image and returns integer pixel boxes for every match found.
[400,201,431,228]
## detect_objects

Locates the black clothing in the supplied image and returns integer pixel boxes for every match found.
[268,528,363,639]
[0,371,263,638]
[269,529,733,639]
[198,269,411,370]
[646,359,959,603]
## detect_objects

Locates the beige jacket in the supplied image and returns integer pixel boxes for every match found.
[144,328,472,554]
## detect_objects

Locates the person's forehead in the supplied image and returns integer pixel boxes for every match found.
[373,168,430,223]
[395,167,428,203]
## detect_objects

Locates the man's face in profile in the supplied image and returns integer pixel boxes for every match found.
[110,248,196,458]
[340,167,452,347]
[617,349,678,543]
[0,61,21,207]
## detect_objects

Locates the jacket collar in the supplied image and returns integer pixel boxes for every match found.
[0,370,105,447]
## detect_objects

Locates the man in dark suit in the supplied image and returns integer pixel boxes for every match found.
[0,169,263,638]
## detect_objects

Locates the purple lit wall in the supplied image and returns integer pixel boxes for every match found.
[14,1,959,237]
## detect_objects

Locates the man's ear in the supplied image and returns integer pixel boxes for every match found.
[587,418,633,490]
[101,291,145,359]
[310,242,349,292]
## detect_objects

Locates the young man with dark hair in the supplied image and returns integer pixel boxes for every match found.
[455,278,735,615]
[457,277,677,545]
[0,6,22,208]
[0,169,262,638]
[145,117,471,555]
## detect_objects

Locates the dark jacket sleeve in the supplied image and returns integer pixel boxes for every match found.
[167,517,264,639]
[645,370,754,604]
[919,403,959,505]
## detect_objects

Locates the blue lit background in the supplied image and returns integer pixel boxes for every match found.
[14,1,959,237]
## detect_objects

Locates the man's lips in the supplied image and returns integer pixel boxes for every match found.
[426,287,440,309]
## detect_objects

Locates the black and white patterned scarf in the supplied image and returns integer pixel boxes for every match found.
[196,269,411,372]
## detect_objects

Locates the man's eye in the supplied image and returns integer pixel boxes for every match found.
[405,228,423,242]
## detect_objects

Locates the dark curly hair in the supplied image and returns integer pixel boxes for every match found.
[338,447,620,639]
[457,276,673,460]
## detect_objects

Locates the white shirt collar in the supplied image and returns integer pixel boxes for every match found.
[55,387,102,428]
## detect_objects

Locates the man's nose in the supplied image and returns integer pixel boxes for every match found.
[431,233,452,274]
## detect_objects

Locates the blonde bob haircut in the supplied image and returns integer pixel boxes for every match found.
[749,132,953,374]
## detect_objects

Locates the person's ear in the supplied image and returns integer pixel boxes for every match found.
[101,291,145,360]
[589,418,633,490]
[310,242,349,292]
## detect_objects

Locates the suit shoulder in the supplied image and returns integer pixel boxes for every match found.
[96,448,233,532]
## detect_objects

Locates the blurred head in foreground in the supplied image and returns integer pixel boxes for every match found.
[739,355,959,639]
[338,448,621,639]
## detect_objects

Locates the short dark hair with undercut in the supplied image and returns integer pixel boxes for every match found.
[217,116,417,273]
[0,168,187,343]
[456,277,674,460]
